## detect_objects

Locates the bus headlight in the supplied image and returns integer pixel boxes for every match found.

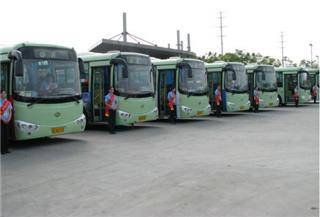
[15,120,40,133]
[246,100,251,105]
[118,110,132,119]
[152,107,158,114]
[206,104,211,110]
[73,114,86,125]
[181,106,192,113]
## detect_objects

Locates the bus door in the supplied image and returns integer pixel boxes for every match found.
[91,66,110,122]
[158,69,175,117]
[247,72,255,107]
[207,71,222,110]
[284,74,297,103]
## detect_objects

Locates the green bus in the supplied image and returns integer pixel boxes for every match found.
[79,52,158,126]
[246,64,279,109]
[0,42,86,141]
[276,67,311,106]
[306,68,319,102]
[205,62,250,113]
[152,57,211,119]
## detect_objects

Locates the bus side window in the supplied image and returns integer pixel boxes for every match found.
[276,72,283,87]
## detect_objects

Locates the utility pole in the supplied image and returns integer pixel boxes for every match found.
[281,32,285,67]
[309,43,313,67]
[177,30,181,50]
[219,12,225,55]
[123,12,128,42]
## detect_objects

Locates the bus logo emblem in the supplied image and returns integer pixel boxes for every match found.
[54,112,61,117]
[141,104,144,108]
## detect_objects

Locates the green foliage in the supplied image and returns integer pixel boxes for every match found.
[198,50,282,67]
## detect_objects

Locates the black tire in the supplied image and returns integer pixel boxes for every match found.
[278,95,283,107]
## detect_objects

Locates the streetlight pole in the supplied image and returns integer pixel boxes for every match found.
[309,43,313,67]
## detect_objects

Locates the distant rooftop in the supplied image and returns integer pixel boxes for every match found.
[89,39,196,59]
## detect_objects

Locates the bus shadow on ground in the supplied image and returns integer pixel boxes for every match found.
[86,123,160,132]
[10,137,82,150]
[155,118,209,124]
[213,112,250,118]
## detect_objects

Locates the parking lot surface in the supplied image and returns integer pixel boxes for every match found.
[1,104,319,217]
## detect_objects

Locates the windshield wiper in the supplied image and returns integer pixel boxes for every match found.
[27,98,46,107]
[55,94,80,103]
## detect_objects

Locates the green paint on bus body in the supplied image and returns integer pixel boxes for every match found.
[115,96,158,125]
[13,101,85,140]
[80,52,158,126]
[206,62,250,112]
[0,42,85,141]
[153,57,210,119]
[177,94,211,118]
[276,67,312,105]
[225,92,251,111]
[246,64,279,109]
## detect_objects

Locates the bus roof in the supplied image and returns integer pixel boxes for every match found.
[245,64,275,73]
[205,61,244,69]
[0,42,73,61]
[305,68,319,74]
[275,66,306,74]
[79,51,150,62]
[152,57,204,67]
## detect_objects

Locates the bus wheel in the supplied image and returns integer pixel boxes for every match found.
[83,110,88,130]
[278,95,283,106]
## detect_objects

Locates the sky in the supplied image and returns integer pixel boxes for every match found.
[0,0,319,64]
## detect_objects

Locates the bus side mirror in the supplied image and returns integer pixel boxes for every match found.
[8,50,23,77]
[78,58,85,74]
[111,58,128,78]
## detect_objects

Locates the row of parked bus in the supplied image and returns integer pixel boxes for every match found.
[0,42,319,142]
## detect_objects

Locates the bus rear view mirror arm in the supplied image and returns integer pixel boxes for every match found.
[78,58,85,74]
[8,50,23,77]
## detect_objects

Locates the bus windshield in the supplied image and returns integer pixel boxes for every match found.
[224,64,248,93]
[179,61,208,95]
[256,66,277,91]
[114,55,154,97]
[14,59,81,99]
[299,71,311,89]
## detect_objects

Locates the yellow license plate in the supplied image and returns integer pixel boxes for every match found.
[197,111,204,116]
[269,102,273,106]
[51,127,64,134]
[138,116,146,121]
[240,106,245,110]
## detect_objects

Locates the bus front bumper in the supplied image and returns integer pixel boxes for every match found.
[14,114,86,141]
[179,104,211,119]
[116,107,158,126]
[226,101,250,112]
